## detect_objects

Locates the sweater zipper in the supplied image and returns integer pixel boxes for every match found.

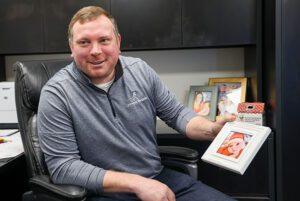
[106,92,116,118]
[95,78,116,118]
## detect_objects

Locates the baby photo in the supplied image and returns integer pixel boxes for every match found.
[216,131,252,159]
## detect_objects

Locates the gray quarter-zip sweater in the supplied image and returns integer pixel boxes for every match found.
[37,55,197,196]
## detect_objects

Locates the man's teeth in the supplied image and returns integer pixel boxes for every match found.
[91,61,103,65]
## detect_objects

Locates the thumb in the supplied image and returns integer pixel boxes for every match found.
[216,114,236,125]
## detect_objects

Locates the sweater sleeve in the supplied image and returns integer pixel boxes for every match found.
[144,63,197,135]
[37,84,105,195]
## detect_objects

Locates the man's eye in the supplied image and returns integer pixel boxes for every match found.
[101,38,110,44]
[78,41,90,46]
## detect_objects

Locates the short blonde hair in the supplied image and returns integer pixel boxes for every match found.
[68,6,119,41]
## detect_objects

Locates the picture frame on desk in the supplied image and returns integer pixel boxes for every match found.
[201,121,271,175]
[208,77,247,116]
[187,85,218,121]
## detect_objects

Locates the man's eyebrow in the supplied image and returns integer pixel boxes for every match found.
[76,37,89,41]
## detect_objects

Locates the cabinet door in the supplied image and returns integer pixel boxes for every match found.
[0,0,43,54]
[182,0,256,47]
[111,0,181,50]
[43,0,110,53]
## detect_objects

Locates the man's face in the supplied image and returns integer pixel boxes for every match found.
[69,15,121,84]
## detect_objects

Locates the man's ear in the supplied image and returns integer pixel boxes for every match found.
[117,34,121,50]
[69,41,74,58]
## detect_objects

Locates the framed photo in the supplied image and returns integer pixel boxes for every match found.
[208,77,247,116]
[201,121,271,175]
[187,86,218,121]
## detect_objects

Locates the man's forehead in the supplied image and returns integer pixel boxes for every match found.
[73,17,113,33]
[75,15,111,27]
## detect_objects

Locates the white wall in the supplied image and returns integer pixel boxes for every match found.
[122,48,244,104]
[5,48,244,133]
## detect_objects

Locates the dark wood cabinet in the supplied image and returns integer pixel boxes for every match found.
[43,0,110,53]
[111,0,181,50]
[0,0,257,53]
[263,0,300,200]
[182,0,256,47]
[0,56,5,81]
[0,0,110,54]
[0,0,43,54]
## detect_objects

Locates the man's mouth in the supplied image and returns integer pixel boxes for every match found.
[89,60,105,65]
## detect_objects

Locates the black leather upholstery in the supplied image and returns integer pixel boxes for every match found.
[15,59,87,201]
[15,59,72,177]
[14,58,198,201]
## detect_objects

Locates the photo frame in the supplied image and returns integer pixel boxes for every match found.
[208,77,247,116]
[201,121,271,175]
[187,86,218,121]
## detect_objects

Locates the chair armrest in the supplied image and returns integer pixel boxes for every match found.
[159,146,199,163]
[159,146,199,179]
[29,175,87,201]
[29,147,197,200]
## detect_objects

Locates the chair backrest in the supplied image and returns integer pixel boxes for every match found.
[14,59,72,178]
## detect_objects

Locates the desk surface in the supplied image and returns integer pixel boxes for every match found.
[0,153,24,173]
[0,157,12,167]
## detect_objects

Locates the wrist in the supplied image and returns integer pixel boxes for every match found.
[127,174,145,195]
[103,171,145,194]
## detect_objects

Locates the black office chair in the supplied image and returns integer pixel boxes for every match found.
[14,59,199,201]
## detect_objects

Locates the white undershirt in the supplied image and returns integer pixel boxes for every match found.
[94,79,114,92]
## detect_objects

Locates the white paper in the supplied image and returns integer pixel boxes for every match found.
[0,132,24,159]
[0,129,19,137]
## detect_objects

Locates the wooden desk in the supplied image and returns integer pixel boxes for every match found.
[0,154,29,201]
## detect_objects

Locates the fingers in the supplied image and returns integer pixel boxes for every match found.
[212,115,236,136]
[225,114,237,122]
[166,188,176,201]
[135,177,176,201]
[216,114,236,125]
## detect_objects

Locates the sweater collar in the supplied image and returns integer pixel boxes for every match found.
[71,57,124,86]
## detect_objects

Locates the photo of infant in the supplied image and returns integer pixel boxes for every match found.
[216,131,252,159]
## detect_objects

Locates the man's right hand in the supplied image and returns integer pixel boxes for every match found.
[134,176,175,201]
[103,170,175,201]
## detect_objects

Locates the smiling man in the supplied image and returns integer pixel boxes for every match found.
[37,6,236,201]
[69,13,120,85]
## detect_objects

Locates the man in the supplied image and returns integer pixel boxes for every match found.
[38,6,236,201]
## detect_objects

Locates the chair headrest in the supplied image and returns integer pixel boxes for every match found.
[14,59,73,112]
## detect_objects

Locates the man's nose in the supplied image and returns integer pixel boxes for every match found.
[91,43,102,56]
